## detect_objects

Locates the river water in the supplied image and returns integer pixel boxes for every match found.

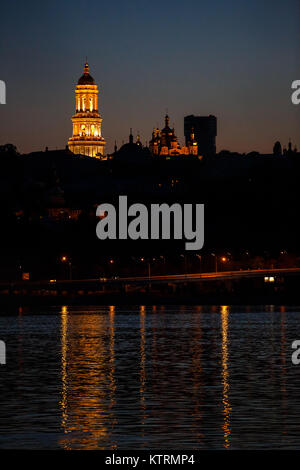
[0,305,300,449]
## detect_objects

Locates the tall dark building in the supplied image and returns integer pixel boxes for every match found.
[184,115,217,157]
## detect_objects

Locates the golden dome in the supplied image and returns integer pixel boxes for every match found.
[78,62,95,85]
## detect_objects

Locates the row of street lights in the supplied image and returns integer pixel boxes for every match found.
[59,253,231,280]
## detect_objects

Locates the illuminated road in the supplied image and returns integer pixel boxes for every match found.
[3,267,300,288]
[115,267,300,284]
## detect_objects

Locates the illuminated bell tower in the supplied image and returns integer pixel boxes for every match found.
[68,62,106,158]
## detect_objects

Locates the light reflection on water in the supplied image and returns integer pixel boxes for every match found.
[221,305,231,449]
[0,305,300,449]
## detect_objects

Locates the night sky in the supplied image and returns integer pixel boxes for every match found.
[1,0,299,154]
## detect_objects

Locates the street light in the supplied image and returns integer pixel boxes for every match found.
[211,254,228,273]
[180,254,188,276]
[211,253,217,272]
[61,255,72,280]
[140,257,151,284]
[196,254,202,273]
[220,256,229,271]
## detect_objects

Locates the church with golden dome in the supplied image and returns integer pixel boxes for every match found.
[67,63,200,160]
[68,62,106,158]
[149,114,198,157]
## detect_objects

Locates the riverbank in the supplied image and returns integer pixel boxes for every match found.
[1,290,300,308]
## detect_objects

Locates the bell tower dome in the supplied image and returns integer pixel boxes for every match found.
[68,62,106,158]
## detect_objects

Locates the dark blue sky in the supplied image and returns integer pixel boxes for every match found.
[1,0,299,154]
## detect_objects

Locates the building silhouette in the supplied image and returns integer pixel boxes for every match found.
[68,62,106,158]
[273,141,282,156]
[184,115,217,157]
[114,129,151,162]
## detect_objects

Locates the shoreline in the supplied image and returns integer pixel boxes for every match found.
[1,291,300,308]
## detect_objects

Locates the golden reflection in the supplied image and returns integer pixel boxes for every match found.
[61,305,68,441]
[280,309,287,440]
[191,308,204,442]
[59,307,116,449]
[151,306,159,398]
[140,306,147,438]
[221,305,231,449]
[108,306,117,449]
[62,305,68,315]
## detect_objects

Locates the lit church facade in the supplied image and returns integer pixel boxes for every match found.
[68,62,106,158]
[67,64,200,159]
[149,114,199,157]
